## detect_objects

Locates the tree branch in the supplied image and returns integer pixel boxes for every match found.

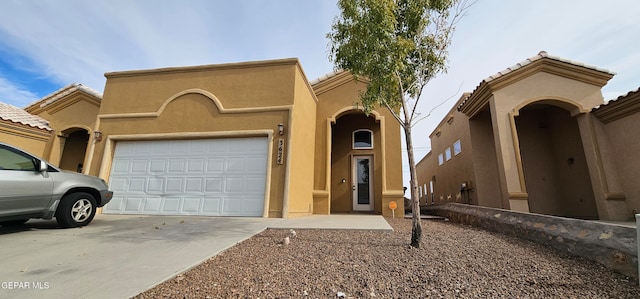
[413,80,464,125]
[380,96,406,127]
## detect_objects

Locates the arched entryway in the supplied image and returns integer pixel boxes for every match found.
[515,102,598,219]
[59,128,90,172]
[330,111,381,213]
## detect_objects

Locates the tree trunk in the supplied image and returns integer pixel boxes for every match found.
[404,124,422,248]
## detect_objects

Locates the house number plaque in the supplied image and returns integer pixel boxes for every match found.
[277,138,285,165]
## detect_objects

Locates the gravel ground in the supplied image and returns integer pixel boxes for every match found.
[135,218,640,298]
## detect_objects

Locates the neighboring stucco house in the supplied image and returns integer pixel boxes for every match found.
[0,84,103,174]
[28,58,402,219]
[0,101,52,155]
[23,83,103,173]
[416,51,640,221]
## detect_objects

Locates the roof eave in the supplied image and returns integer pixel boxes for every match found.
[458,55,615,118]
[104,58,301,79]
[593,88,640,123]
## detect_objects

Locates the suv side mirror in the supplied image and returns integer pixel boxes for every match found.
[38,160,48,172]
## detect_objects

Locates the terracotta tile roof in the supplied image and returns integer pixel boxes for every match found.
[595,87,640,109]
[592,86,640,123]
[458,51,615,112]
[310,70,345,86]
[25,83,102,110]
[0,101,52,131]
[483,51,613,83]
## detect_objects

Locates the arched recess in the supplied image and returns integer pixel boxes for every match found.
[329,106,383,124]
[59,126,91,172]
[513,99,598,219]
[329,109,382,213]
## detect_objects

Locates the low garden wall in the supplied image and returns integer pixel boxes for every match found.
[424,203,638,279]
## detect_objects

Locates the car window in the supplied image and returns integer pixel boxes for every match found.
[0,146,36,171]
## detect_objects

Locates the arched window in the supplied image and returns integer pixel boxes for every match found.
[353,129,373,149]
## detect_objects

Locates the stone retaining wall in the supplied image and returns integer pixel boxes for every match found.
[424,203,638,279]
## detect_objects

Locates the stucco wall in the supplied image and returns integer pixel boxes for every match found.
[0,121,50,157]
[416,152,433,205]
[285,68,318,218]
[601,112,640,217]
[99,62,296,115]
[416,105,475,207]
[468,110,502,208]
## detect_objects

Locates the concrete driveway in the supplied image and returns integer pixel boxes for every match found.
[0,214,282,299]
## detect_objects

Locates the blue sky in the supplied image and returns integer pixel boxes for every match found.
[1,0,639,185]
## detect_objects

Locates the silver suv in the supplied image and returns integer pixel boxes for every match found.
[0,142,113,228]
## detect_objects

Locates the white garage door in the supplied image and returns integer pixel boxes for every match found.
[104,138,268,216]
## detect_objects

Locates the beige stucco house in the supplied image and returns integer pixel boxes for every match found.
[417,51,640,221]
[1,83,101,172]
[0,102,52,155]
[1,58,405,218]
[24,83,103,173]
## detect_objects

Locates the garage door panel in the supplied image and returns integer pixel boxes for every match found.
[168,159,186,173]
[189,140,208,153]
[245,177,266,193]
[225,158,245,172]
[162,197,181,213]
[185,177,204,192]
[225,178,244,193]
[112,160,130,173]
[203,197,222,214]
[207,158,224,172]
[104,196,124,212]
[109,178,127,192]
[205,178,223,192]
[148,178,164,192]
[246,157,267,171]
[132,160,148,172]
[142,196,162,213]
[243,198,266,215]
[116,142,136,155]
[106,138,267,216]
[187,159,206,172]
[168,142,188,154]
[223,196,264,216]
[125,197,143,212]
[182,197,202,213]
[150,159,166,172]
[148,141,169,154]
[223,196,244,214]
[166,178,184,192]
[134,142,154,155]
[129,178,146,192]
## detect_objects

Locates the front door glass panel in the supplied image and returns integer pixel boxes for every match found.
[352,156,373,211]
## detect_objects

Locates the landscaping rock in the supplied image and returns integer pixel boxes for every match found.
[134,218,640,298]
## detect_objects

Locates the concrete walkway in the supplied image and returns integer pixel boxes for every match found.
[269,214,393,230]
[0,213,391,299]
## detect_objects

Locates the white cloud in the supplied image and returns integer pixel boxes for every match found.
[0,76,40,107]
[0,0,339,99]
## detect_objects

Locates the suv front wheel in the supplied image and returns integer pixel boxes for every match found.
[56,192,97,228]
